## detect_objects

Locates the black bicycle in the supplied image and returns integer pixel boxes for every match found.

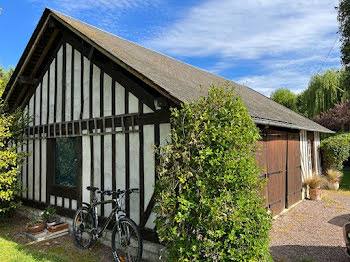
[72,186,143,262]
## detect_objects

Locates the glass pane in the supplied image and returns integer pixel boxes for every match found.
[55,137,78,187]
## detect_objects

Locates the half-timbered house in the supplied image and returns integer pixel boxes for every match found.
[2,8,332,245]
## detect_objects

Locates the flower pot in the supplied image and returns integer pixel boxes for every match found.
[46,218,58,227]
[309,188,322,201]
[328,180,340,191]
[27,221,45,234]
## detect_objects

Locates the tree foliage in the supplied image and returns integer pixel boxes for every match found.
[339,0,350,70]
[0,66,13,96]
[155,83,272,261]
[313,100,350,132]
[298,69,345,118]
[320,133,350,171]
[0,103,29,215]
[270,88,298,112]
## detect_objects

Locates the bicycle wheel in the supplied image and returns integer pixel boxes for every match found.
[111,217,143,262]
[73,206,96,249]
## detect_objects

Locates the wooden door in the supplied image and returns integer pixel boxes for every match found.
[286,133,302,208]
[266,132,287,215]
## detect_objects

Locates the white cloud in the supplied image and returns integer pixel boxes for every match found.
[144,0,341,94]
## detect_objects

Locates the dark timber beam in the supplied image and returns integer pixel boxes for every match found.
[18,76,38,86]
[31,29,59,78]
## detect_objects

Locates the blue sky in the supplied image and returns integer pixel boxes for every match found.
[0,0,341,96]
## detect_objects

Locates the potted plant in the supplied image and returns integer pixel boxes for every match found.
[305,174,327,201]
[326,169,343,191]
[27,219,45,234]
[41,205,58,227]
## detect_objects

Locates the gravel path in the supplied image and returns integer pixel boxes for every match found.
[270,190,350,262]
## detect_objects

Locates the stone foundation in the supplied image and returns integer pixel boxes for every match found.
[18,205,165,261]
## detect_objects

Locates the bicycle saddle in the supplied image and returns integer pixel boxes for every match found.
[86,186,99,192]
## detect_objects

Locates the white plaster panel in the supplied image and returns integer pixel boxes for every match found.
[73,49,81,120]
[92,65,101,118]
[160,123,171,145]
[93,135,101,216]
[34,139,40,201]
[72,199,77,210]
[143,104,153,113]
[56,46,63,123]
[57,196,63,207]
[65,43,72,121]
[103,73,112,116]
[49,58,56,124]
[41,72,48,125]
[104,134,113,217]
[28,140,33,200]
[128,92,139,113]
[41,139,46,203]
[115,82,125,115]
[29,95,34,127]
[64,198,70,209]
[129,132,140,224]
[83,57,90,119]
[115,133,125,191]
[143,125,155,208]
[82,136,91,204]
[145,211,157,229]
[22,142,27,198]
[35,83,41,126]
[50,195,55,205]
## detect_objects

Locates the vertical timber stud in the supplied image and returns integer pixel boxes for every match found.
[154,123,160,184]
[33,93,36,201]
[80,52,84,119]
[54,55,57,123]
[100,70,104,217]
[77,137,83,208]
[39,80,43,202]
[26,125,29,199]
[71,46,74,121]
[62,43,66,123]
[139,100,144,224]
[125,88,130,217]
[47,67,50,125]
[111,80,116,208]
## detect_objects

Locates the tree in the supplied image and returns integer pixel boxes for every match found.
[339,0,350,70]
[155,83,272,261]
[0,66,14,96]
[0,103,29,215]
[313,100,350,132]
[270,88,298,112]
[298,69,344,118]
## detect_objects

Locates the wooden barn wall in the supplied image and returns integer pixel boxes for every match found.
[20,42,171,231]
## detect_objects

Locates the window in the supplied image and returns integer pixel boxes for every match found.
[55,137,78,187]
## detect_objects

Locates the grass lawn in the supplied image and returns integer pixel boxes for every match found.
[340,170,350,190]
[0,213,114,262]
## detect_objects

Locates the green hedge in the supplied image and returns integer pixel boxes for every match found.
[155,83,272,261]
[320,132,350,170]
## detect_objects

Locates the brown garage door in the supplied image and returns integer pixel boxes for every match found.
[256,137,268,208]
[266,132,287,215]
[286,133,302,208]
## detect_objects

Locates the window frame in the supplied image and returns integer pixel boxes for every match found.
[46,137,82,204]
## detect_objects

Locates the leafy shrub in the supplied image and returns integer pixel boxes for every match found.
[0,104,29,215]
[155,83,272,261]
[320,132,350,170]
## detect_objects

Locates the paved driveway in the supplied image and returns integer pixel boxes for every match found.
[270,191,350,262]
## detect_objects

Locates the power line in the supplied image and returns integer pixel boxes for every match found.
[316,34,339,75]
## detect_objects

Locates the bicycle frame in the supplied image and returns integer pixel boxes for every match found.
[88,194,125,239]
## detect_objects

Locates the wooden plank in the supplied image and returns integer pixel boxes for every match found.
[125,89,130,217]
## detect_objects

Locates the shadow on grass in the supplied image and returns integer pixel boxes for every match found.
[340,170,350,191]
[271,245,348,262]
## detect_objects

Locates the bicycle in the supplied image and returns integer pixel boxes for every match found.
[72,186,143,262]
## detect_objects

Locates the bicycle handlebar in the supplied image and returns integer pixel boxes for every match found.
[87,187,139,197]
